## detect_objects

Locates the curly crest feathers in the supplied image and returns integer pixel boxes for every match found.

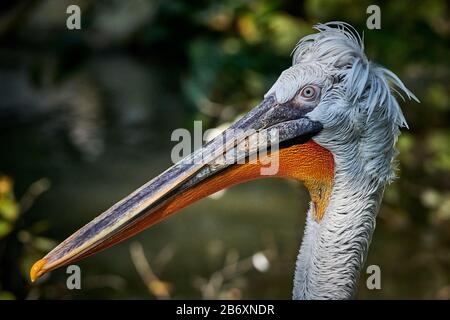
[293,21,418,130]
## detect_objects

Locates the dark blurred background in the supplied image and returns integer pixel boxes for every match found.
[0,0,449,299]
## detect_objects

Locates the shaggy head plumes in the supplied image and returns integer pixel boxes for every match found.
[266,21,418,185]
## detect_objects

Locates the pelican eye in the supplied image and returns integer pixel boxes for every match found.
[299,85,319,100]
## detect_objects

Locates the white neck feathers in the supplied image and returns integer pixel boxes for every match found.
[293,156,384,299]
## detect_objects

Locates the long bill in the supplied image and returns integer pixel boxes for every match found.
[30,95,332,282]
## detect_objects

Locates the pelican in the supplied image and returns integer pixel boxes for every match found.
[30,22,418,299]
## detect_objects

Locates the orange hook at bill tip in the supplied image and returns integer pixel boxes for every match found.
[30,259,47,282]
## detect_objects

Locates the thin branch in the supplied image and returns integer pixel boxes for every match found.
[129,242,171,299]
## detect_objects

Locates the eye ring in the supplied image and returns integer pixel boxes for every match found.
[299,85,318,100]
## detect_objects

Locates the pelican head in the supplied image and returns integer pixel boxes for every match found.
[30,22,418,299]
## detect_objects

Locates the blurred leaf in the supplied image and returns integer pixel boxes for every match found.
[0,176,13,194]
[421,189,441,209]
[237,14,261,44]
[268,14,310,54]
[0,220,13,238]
[148,280,172,298]
[32,236,58,251]
[0,198,19,221]
[425,84,450,111]
[427,130,450,172]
